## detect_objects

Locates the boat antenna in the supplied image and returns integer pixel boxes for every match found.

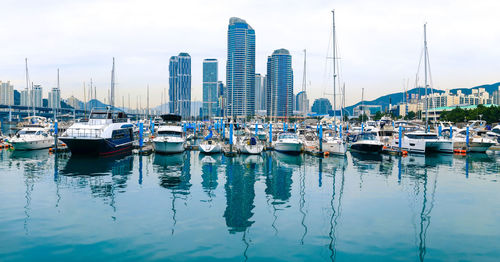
[25,58,31,117]
[111,57,115,108]
[424,23,429,132]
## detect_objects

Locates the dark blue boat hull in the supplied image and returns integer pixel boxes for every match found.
[60,137,133,156]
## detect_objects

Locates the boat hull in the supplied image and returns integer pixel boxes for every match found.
[60,137,133,156]
[323,141,348,155]
[274,142,302,154]
[154,141,185,154]
[239,145,264,155]
[199,143,221,154]
[350,143,383,154]
[11,138,54,150]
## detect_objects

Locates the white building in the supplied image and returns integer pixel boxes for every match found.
[20,89,30,106]
[0,81,14,105]
[32,85,43,108]
[48,87,61,109]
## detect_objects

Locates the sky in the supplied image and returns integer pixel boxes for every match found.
[0,0,499,108]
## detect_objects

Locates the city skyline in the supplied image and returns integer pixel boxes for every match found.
[0,0,499,108]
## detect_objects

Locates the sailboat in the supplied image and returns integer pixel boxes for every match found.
[323,10,347,156]
[390,24,453,154]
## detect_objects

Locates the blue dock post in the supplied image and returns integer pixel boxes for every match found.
[269,123,273,145]
[339,124,342,139]
[319,124,323,152]
[222,121,225,140]
[450,126,453,139]
[139,121,144,151]
[150,118,154,136]
[255,123,258,137]
[466,126,470,148]
[361,123,364,132]
[54,120,58,151]
[438,125,442,137]
[399,125,402,152]
[229,122,234,152]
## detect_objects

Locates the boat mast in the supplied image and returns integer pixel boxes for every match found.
[424,24,429,131]
[332,10,337,123]
[302,49,307,116]
[111,57,115,108]
[25,58,31,117]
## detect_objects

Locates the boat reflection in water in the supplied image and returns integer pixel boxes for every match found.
[61,154,134,177]
[199,154,220,199]
[154,153,191,193]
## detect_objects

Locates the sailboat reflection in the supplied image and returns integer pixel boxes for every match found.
[200,154,220,200]
[327,157,346,261]
[154,152,191,235]
[402,159,438,262]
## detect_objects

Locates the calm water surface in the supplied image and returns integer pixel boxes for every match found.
[0,149,499,261]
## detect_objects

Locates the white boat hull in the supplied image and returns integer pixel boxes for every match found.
[274,142,302,154]
[11,138,54,150]
[323,141,348,155]
[239,144,264,155]
[154,140,185,154]
[395,138,453,154]
[199,143,221,154]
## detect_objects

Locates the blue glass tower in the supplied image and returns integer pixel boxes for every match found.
[266,49,293,118]
[169,53,191,119]
[226,17,256,117]
[202,59,218,119]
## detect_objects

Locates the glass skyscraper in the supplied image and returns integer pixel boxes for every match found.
[226,17,256,117]
[169,53,191,119]
[202,59,218,119]
[266,49,293,117]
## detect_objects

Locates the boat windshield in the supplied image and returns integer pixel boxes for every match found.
[407,133,438,140]
[18,130,37,135]
[158,131,182,137]
[358,133,376,141]
[279,133,298,139]
[90,112,110,119]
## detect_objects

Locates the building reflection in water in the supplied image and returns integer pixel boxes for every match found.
[154,152,191,235]
[223,156,256,233]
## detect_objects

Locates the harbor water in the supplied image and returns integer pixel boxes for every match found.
[1,150,499,261]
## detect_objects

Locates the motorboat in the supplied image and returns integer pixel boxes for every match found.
[453,128,496,153]
[274,132,303,154]
[153,114,185,154]
[391,131,453,154]
[349,132,384,154]
[238,135,264,155]
[60,108,134,156]
[9,126,54,150]
[486,124,500,143]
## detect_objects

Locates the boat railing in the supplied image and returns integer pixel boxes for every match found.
[62,128,103,138]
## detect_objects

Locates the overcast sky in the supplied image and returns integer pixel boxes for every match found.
[0,0,499,108]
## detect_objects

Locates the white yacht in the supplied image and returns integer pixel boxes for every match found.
[349,132,384,154]
[453,128,496,153]
[10,127,54,150]
[153,114,185,154]
[392,131,453,154]
[238,136,264,155]
[486,125,500,143]
[274,132,303,154]
[60,108,134,156]
[323,131,347,155]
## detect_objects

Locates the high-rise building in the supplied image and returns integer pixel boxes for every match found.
[48,87,61,109]
[0,81,14,106]
[169,53,191,119]
[254,74,266,111]
[226,17,256,117]
[66,96,81,110]
[295,91,309,114]
[217,81,225,117]
[20,89,29,106]
[311,98,332,115]
[266,49,293,118]
[202,59,218,119]
[32,85,43,108]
